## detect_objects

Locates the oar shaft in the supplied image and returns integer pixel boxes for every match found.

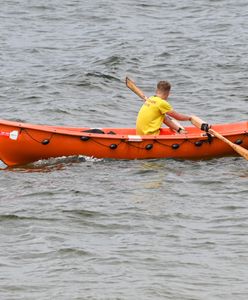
[191,116,248,160]
[209,129,248,160]
[126,77,147,101]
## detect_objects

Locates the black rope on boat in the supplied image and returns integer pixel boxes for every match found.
[86,138,123,149]
[21,130,247,152]
[125,142,151,150]
[22,129,54,145]
[155,139,188,148]
[234,132,248,145]
[186,138,211,147]
[81,132,248,152]
[125,139,190,151]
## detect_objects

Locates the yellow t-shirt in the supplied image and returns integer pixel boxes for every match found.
[136,96,173,135]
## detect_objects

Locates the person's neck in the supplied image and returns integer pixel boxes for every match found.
[156,93,168,100]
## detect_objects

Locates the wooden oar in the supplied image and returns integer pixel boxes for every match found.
[191,115,248,160]
[126,76,149,102]
[125,76,185,130]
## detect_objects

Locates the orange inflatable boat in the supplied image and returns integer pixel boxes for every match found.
[0,119,247,167]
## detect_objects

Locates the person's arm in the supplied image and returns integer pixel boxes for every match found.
[163,115,179,131]
[163,115,187,134]
[167,110,191,121]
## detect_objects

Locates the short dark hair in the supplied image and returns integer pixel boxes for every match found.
[157,81,171,93]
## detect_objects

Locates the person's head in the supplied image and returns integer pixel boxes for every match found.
[156,81,171,99]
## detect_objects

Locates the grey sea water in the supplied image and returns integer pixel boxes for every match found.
[0,0,248,299]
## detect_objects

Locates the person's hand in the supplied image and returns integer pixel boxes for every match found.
[177,128,188,134]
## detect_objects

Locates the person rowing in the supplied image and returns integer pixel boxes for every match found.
[136,80,192,135]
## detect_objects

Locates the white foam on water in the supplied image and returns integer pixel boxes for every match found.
[0,160,7,169]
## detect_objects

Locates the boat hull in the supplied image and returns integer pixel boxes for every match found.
[0,119,247,166]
